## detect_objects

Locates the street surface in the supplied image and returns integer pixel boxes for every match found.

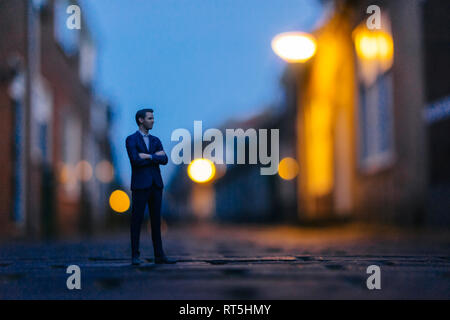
[0,222,449,299]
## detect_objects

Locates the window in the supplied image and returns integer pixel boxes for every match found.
[353,17,395,172]
[358,72,395,171]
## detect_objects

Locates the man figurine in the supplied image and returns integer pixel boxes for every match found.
[125,108,176,265]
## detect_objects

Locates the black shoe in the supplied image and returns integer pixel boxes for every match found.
[131,257,143,265]
[154,256,177,264]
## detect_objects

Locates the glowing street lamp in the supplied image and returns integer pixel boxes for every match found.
[109,190,130,213]
[188,158,216,183]
[278,157,299,180]
[271,32,317,63]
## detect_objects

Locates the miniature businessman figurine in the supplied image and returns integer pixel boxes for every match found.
[125,108,176,265]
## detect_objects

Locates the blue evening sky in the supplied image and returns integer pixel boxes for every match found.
[79,0,323,187]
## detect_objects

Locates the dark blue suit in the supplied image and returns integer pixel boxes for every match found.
[125,131,168,258]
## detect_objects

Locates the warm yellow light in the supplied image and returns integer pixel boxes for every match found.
[376,31,394,61]
[305,98,333,196]
[354,29,393,63]
[59,163,73,184]
[188,158,216,183]
[109,190,130,213]
[358,35,378,59]
[272,32,317,63]
[278,157,299,180]
[95,160,114,183]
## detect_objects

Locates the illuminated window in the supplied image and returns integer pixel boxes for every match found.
[353,17,395,172]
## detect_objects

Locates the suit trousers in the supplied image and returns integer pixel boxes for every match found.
[130,185,164,258]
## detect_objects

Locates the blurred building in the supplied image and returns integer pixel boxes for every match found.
[288,0,449,225]
[166,0,449,227]
[165,106,298,223]
[213,107,298,223]
[422,0,450,225]
[0,0,115,238]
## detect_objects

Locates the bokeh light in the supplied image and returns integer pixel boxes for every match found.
[187,158,216,183]
[75,160,93,182]
[59,163,73,184]
[95,160,114,183]
[278,157,299,180]
[109,190,130,213]
[214,163,227,180]
[272,32,317,63]
[353,28,393,67]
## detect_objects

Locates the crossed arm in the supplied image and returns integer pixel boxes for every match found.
[126,137,168,167]
[138,150,167,163]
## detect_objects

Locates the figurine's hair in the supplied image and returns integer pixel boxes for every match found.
[135,108,154,126]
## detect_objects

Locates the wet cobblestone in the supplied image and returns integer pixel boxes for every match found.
[0,222,449,299]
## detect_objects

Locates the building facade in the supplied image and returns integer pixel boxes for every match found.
[0,0,115,238]
[292,0,449,225]
[164,0,449,227]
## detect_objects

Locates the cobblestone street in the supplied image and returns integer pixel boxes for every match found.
[0,222,449,299]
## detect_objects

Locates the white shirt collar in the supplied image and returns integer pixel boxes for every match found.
[138,129,150,137]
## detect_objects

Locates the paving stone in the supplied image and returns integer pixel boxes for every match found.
[0,222,449,299]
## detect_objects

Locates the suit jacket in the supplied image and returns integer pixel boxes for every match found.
[125,131,168,190]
